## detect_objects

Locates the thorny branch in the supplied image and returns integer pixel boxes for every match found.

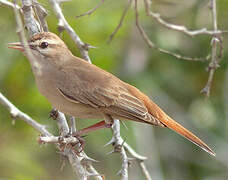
[105,119,151,180]
[111,120,129,180]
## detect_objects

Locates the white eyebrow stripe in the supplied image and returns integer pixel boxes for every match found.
[44,39,60,45]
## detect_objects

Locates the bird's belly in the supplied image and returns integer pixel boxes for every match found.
[56,102,104,119]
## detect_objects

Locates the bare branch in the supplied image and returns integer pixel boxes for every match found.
[143,0,225,37]
[107,0,132,43]
[0,93,89,179]
[201,0,223,97]
[21,0,41,35]
[135,0,209,62]
[76,0,104,18]
[48,0,91,62]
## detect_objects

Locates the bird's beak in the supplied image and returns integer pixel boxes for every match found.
[8,42,24,52]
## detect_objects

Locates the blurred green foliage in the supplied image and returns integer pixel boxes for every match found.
[0,0,228,179]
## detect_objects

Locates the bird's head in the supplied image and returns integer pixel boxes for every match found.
[8,32,72,60]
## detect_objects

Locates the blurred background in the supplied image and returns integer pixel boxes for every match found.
[0,0,228,179]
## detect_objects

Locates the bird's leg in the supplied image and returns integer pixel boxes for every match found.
[72,114,114,136]
[72,120,111,136]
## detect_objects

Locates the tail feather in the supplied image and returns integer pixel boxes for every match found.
[161,116,216,157]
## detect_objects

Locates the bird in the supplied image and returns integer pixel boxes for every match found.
[8,32,215,156]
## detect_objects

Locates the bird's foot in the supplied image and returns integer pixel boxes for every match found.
[72,120,111,137]
[71,134,85,155]
[58,134,86,156]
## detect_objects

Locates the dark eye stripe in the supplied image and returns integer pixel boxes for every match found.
[29,44,36,50]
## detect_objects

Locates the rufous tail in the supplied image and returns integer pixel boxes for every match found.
[127,85,216,156]
[159,115,215,156]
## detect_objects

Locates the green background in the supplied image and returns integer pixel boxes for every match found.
[0,0,228,179]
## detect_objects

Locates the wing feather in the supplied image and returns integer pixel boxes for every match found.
[57,65,162,125]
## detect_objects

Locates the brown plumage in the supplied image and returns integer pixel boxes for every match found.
[8,32,215,156]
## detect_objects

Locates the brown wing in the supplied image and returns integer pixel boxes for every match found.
[56,64,162,126]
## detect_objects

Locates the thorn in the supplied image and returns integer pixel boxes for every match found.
[82,43,97,51]
[11,119,16,125]
[200,86,209,96]
[104,137,115,147]
[37,135,44,144]
[106,149,115,155]
[82,156,99,163]
[116,169,122,176]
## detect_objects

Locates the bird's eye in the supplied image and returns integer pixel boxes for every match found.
[40,42,49,49]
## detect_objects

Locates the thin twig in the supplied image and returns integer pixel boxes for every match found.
[139,162,152,180]
[135,0,209,62]
[201,0,222,97]
[107,0,132,43]
[76,0,104,18]
[143,0,226,37]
